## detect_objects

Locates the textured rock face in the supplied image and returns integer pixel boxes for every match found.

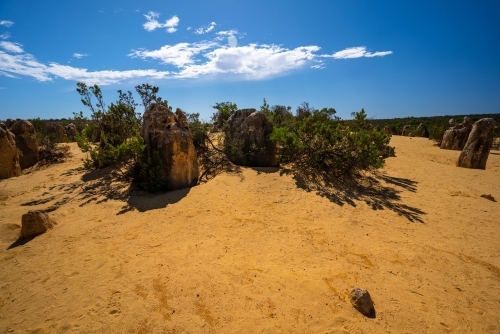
[350,287,375,318]
[20,210,56,239]
[401,125,411,136]
[226,109,278,167]
[10,120,39,169]
[416,123,429,138]
[43,122,65,140]
[441,116,473,150]
[142,104,199,190]
[457,118,496,169]
[0,122,21,179]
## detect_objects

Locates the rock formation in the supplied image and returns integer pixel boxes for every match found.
[20,210,56,239]
[401,125,411,136]
[142,104,199,190]
[457,118,496,169]
[43,122,65,140]
[0,122,21,179]
[65,123,77,140]
[9,120,39,169]
[350,287,375,318]
[441,116,473,150]
[415,123,429,138]
[226,109,278,167]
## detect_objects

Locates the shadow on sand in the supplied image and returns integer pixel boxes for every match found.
[280,166,425,223]
[7,235,36,250]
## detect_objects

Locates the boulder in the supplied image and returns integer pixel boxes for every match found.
[20,210,56,239]
[350,287,375,318]
[142,104,199,190]
[65,123,77,140]
[441,116,473,150]
[415,123,429,138]
[43,122,65,140]
[5,118,18,128]
[0,122,21,179]
[401,125,411,136]
[226,109,278,167]
[457,118,496,169]
[9,120,39,169]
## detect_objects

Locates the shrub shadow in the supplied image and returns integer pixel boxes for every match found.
[250,167,280,175]
[281,166,425,223]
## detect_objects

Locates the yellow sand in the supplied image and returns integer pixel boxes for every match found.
[0,136,499,333]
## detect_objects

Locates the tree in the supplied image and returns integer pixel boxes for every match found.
[211,101,238,128]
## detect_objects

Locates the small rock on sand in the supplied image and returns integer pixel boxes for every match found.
[350,287,375,318]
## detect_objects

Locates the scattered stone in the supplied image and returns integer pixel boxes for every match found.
[0,122,21,180]
[142,104,199,190]
[415,123,429,138]
[480,194,496,202]
[457,118,496,169]
[9,120,39,169]
[20,210,56,239]
[350,287,375,318]
[402,125,411,136]
[226,109,278,167]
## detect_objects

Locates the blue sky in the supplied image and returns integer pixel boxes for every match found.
[0,0,499,121]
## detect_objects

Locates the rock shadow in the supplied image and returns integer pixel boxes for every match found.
[7,235,36,250]
[281,167,425,223]
[250,167,280,175]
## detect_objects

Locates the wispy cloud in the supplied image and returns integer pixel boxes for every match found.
[195,22,216,35]
[325,46,393,59]
[143,11,179,33]
[0,41,23,53]
[0,32,10,39]
[0,20,14,27]
[0,51,170,85]
[73,53,88,59]
[130,42,217,67]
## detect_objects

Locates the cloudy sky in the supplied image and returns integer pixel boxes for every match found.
[0,0,499,120]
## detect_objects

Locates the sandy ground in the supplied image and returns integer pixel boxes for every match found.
[0,136,499,334]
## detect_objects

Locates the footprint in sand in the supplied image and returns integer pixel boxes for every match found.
[324,317,363,334]
[107,290,121,315]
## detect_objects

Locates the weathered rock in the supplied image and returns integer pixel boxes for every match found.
[20,210,56,239]
[65,123,77,140]
[379,145,395,158]
[449,118,457,127]
[401,125,411,136]
[0,122,21,179]
[457,118,496,169]
[350,287,375,318]
[415,123,429,138]
[441,117,473,150]
[43,122,65,140]
[5,118,18,128]
[142,104,199,190]
[226,109,278,167]
[10,120,39,169]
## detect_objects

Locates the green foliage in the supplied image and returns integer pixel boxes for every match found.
[260,99,294,127]
[211,101,238,128]
[271,107,391,178]
[135,147,169,192]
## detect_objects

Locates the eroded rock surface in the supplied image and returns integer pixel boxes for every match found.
[402,125,411,136]
[142,104,199,190]
[416,123,429,138]
[10,120,39,169]
[0,122,21,179]
[226,109,278,167]
[350,287,375,318]
[457,118,496,169]
[441,116,473,151]
[20,210,56,239]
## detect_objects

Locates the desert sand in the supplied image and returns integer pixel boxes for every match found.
[0,136,499,333]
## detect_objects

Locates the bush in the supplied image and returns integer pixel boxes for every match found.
[270,107,391,179]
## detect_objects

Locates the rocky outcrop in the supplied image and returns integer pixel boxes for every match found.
[10,120,39,169]
[401,125,411,136]
[350,287,375,318]
[0,122,21,179]
[226,109,278,167]
[65,123,77,140]
[415,123,429,138]
[441,116,473,150]
[457,118,496,169]
[20,210,56,239]
[142,104,199,190]
[43,122,64,140]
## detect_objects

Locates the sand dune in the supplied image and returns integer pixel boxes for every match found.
[0,136,499,333]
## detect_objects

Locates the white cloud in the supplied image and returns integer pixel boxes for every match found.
[187,27,192,31]
[326,46,393,59]
[0,50,170,85]
[143,12,179,33]
[195,22,216,35]
[0,32,11,39]
[0,41,23,53]
[73,53,88,59]
[129,42,217,67]
[0,20,14,27]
